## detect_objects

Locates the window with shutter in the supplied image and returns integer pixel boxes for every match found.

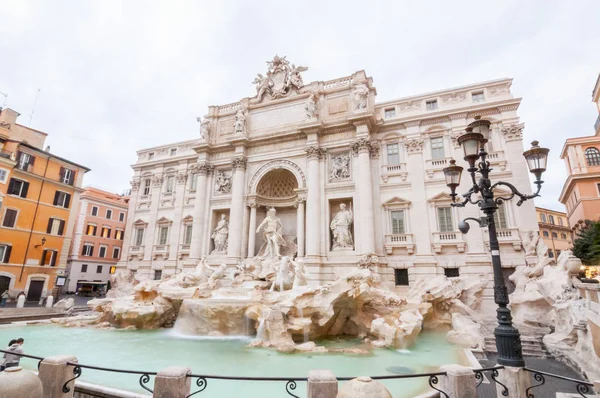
[0,245,12,263]
[113,247,121,259]
[54,191,70,208]
[390,210,405,234]
[2,209,17,228]
[99,246,107,258]
[437,207,453,232]
[91,206,98,216]
[7,179,28,198]
[81,264,88,272]
[119,212,125,222]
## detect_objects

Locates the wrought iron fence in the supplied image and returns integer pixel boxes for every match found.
[524,367,595,398]
[474,366,508,396]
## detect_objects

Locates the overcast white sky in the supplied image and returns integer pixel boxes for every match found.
[1,1,599,211]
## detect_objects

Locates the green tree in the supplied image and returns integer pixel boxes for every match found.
[572,220,600,265]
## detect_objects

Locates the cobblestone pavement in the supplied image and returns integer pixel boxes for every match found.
[476,354,595,397]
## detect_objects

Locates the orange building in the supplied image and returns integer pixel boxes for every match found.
[535,207,573,259]
[0,108,89,301]
[559,73,600,230]
[65,187,129,294]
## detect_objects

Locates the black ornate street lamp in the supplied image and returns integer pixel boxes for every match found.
[443,116,549,367]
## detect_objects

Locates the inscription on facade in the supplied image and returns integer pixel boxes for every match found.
[250,103,306,131]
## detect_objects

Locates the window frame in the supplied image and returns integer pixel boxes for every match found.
[472,91,485,103]
[165,175,175,193]
[101,227,111,239]
[7,178,29,198]
[169,148,177,156]
[386,143,400,166]
[158,226,169,245]
[142,178,151,196]
[81,264,88,272]
[91,206,98,216]
[0,167,8,184]
[437,206,454,232]
[2,208,18,228]
[542,230,549,237]
[390,210,405,235]
[118,212,125,222]
[54,190,71,208]
[105,209,112,220]
[86,224,97,236]
[40,249,58,267]
[394,268,409,286]
[584,147,600,166]
[134,228,145,246]
[444,268,460,278]
[154,270,162,280]
[96,265,103,274]
[430,136,445,160]
[384,108,396,119]
[426,100,438,110]
[82,243,94,257]
[0,244,12,263]
[112,246,121,259]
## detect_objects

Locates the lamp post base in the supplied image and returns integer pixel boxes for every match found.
[495,324,525,367]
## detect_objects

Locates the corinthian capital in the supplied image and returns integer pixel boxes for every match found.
[193,162,214,176]
[130,177,141,190]
[231,156,248,170]
[351,138,377,155]
[305,145,326,160]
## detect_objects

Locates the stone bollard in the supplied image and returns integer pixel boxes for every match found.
[337,376,392,398]
[17,295,25,308]
[46,295,54,308]
[0,366,43,398]
[153,366,191,398]
[308,370,338,398]
[494,366,530,397]
[438,364,476,398]
[38,355,78,398]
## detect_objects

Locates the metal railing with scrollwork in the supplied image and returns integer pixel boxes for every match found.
[473,366,508,396]
[524,367,596,398]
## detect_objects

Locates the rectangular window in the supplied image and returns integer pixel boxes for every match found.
[472,91,485,103]
[7,178,29,198]
[109,266,117,274]
[426,100,438,110]
[384,108,396,118]
[98,246,107,258]
[81,264,88,272]
[91,206,98,216]
[390,210,405,234]
[46,218,65,236]
[53,191,71,208]
[548,249,554,258]
[2,209,17,228]
[82,244,94,257]
[158,227,169,245]
[135,228,144,246]
[493,203,508,229]
[106,209,112,219]
[394,269,409,286]
[148,152,154,160]
[165,176,174,193]
[16,152,35,171]
[60,167,75,185]
[431,137,445,159]
[97,265,103,273]
[0,245,12,263]
[113,247,121,259]
[143,179,151,196]
[170,148,177,156]
[40,249,57,267]
[444,268,460,278]
[189,173,197,192]
[101,227,111,238]
[115,230,124,240]
[549,215,555,225]
[386,143,400,165]
[437,207,454,232]
[0,168,8,184]
[154,270,162,280]
[118,212,125,222]
[540,213,547,223]
[184,225,193,245]
[86,224,97,236]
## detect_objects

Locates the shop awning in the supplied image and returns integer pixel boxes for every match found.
[77,281,107,286]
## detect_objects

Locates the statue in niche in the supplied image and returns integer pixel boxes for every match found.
[330,203,354,250]
[353,83,369,111]
[214,170,232,194]
[522,230,540,258]
[329,153,351,181]
[211,215,229,254]
[304,92,318,119]
[233,107,247,134]
[256,208,286,259]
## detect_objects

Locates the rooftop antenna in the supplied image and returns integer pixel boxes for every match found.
[0,91,7,109]
[28,88,41,125]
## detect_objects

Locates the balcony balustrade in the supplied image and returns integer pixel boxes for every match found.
[431,231,465,253]
[384,233,415,254]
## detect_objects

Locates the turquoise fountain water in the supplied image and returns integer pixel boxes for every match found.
[0,324,464,397]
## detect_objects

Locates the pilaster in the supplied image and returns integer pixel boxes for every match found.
[227,155,248,259]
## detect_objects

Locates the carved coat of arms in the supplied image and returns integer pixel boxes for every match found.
[252,55,308,102]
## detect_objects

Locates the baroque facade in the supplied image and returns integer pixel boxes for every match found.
[118,56,538,299]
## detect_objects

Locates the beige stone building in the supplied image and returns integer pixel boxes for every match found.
[535,207,573,260]
[117,57,540,303]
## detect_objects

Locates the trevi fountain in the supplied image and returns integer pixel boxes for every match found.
[2,56,598,397]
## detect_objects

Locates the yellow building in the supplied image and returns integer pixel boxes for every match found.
[0,108,89,301]
[535,207,573,259]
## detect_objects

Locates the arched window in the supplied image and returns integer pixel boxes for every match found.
[585,147,600,166]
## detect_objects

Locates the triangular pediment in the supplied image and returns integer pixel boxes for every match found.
[182,215,194,223]
[428,192,454,203]
[133,218,148,226]
[382,197,411,208]
[156,217,172,225]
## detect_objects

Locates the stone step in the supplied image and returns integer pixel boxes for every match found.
[484,335,550,357]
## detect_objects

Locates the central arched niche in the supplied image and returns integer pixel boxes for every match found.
[251,168,299,257]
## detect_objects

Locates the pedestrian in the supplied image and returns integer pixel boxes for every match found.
[2,338,24,370]
[1,339,17,371]
[0,290,9,307]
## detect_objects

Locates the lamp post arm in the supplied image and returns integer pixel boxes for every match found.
[452,187,481,208]
[490,181,542,206]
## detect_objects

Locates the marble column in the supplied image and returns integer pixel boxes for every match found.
[227,156,247,259]
[296,198,305,258]
[169,171,188,262]
[143,173,164,262]
[352,139,375,253]
[247,204,258,258]
[189,162,213,261]
[305,146,325,258]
